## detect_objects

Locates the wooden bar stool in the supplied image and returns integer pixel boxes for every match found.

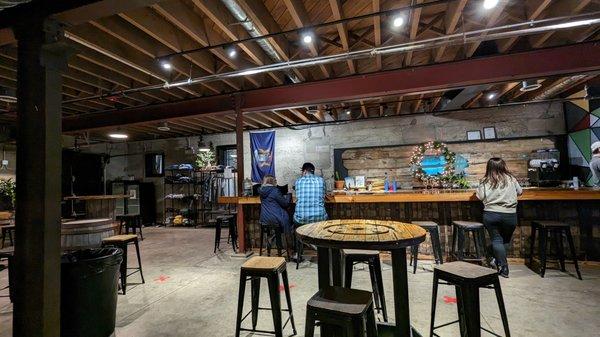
[451,221,486,264]
[430,262,510,337]
[410,221,444,274]
[529,221,582,280]
[343,249,388,322]
[235,256,296,337]
[213,215,237,253]
[101,234,145,295]
[305,286,378,337]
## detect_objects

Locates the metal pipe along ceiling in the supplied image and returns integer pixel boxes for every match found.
[532,75,589,100]
[62,12,600,105]
[220,0,301,83]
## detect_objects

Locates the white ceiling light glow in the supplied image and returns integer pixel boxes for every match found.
[302,33,313,44]
[392,16,405,28]
[487,92,497,100]
[483,0,499,10]
[108,133,128,139]
[160,61,172,70]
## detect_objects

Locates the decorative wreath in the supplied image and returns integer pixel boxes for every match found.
[409,141,456,184]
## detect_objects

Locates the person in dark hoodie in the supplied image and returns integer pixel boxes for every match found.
[259,175,291,254]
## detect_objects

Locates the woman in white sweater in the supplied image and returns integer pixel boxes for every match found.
[476,158,523,278]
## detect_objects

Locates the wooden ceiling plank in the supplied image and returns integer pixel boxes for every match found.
[244,114,272,128]
[329,0,355,74]
[190,0,285,85]
[152,2,259,89]
[404,0,424,66]
[205,115,236,128]
[283,0,331,78]
[272,110,296,125]
[225,114,258,129]
[257,111,284,127]
[193,117,233,132]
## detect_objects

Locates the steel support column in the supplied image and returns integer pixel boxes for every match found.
[13,19,71,337]
[235,94,246,252]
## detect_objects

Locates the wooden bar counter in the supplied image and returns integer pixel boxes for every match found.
[220,188,600,260]
[219,188,600,204]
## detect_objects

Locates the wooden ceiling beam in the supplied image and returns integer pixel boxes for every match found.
[192,117,233,132]
[465,2,508,58]
[289,108,312,124]
[498,0,552,53]
[404,0,423,66]
[529,0,592,48]
[225,115,258,129]
[272,110,297,125]
[190,0,285,85]
[283,0,331,78]
[244,114,272,128]
[206,115,237,128]
[235,0,306,82]
[257,112,284,127]
[329,0,355,75]
[372,0,382,70]
[65,25,191,99]
[152,2,260,89]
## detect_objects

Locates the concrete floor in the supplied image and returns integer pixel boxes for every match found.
[1,227,599,337]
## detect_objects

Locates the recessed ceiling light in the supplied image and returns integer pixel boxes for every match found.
[483,0,499,10]
[228,49,237,58]
[520,80,542,92]
[302,33,313,44]
[487,93,496,100]
[157,122,170,131]
[160,61,172,70]
[345,110,351,115]
[108,133,128,139]
[393,16,405,27]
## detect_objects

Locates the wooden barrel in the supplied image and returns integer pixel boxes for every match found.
[61,218,118,250]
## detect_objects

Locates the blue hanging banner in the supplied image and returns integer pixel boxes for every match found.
[250,131,275,183]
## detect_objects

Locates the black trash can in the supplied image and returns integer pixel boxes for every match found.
[61,248,123,337]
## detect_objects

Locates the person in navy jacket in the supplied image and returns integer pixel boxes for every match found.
[259,175,292,256]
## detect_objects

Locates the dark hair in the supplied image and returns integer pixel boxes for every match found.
[481,157,515,189]
[301,162,315,174]
[594,148,600,155]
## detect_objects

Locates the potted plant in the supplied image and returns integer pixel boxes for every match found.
[0,178,16,211]
[334,171,345,190]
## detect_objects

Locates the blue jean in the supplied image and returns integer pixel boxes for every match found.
[483,211,517,267]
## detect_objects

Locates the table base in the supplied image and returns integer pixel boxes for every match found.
[377,323,423,337]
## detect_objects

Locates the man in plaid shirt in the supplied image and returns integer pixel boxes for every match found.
[294,162,328,225]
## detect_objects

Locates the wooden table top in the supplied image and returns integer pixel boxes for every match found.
[296,219,426,250]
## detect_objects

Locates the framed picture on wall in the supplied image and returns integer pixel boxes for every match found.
[145,153,165,177]
[483,126,497,139]
[466,130,482,141]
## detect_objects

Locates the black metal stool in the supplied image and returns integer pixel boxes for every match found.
[1,225,15,248]
[214,215,238,253]
[410,221,444,274]
[529,221,582,280]
[0,250,14,302]
[343,249,388,322]
[451,221,486,264]
[117,214,143,241]
[235,256,296,337]
[259,223,292,259]
[305,286,378,337]
[430,261,510,337]
[101,234,145,295]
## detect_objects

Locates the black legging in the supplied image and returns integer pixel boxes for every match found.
[483,211,517,268]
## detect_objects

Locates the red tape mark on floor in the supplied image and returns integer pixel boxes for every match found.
[443,296,457,304]
[279,284,296,292]
[154,275,170,283]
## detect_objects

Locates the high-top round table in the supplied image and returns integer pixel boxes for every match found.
[296,219,427,337]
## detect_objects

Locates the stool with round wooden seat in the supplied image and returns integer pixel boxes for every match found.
[529,220,582,280]
[430,261,510,337]
[343,249,387,322]
[451,221,486,264]
[305,286,378,337]
[235,256,296,337]
[101,234,145,295]
[410,221,443,274]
